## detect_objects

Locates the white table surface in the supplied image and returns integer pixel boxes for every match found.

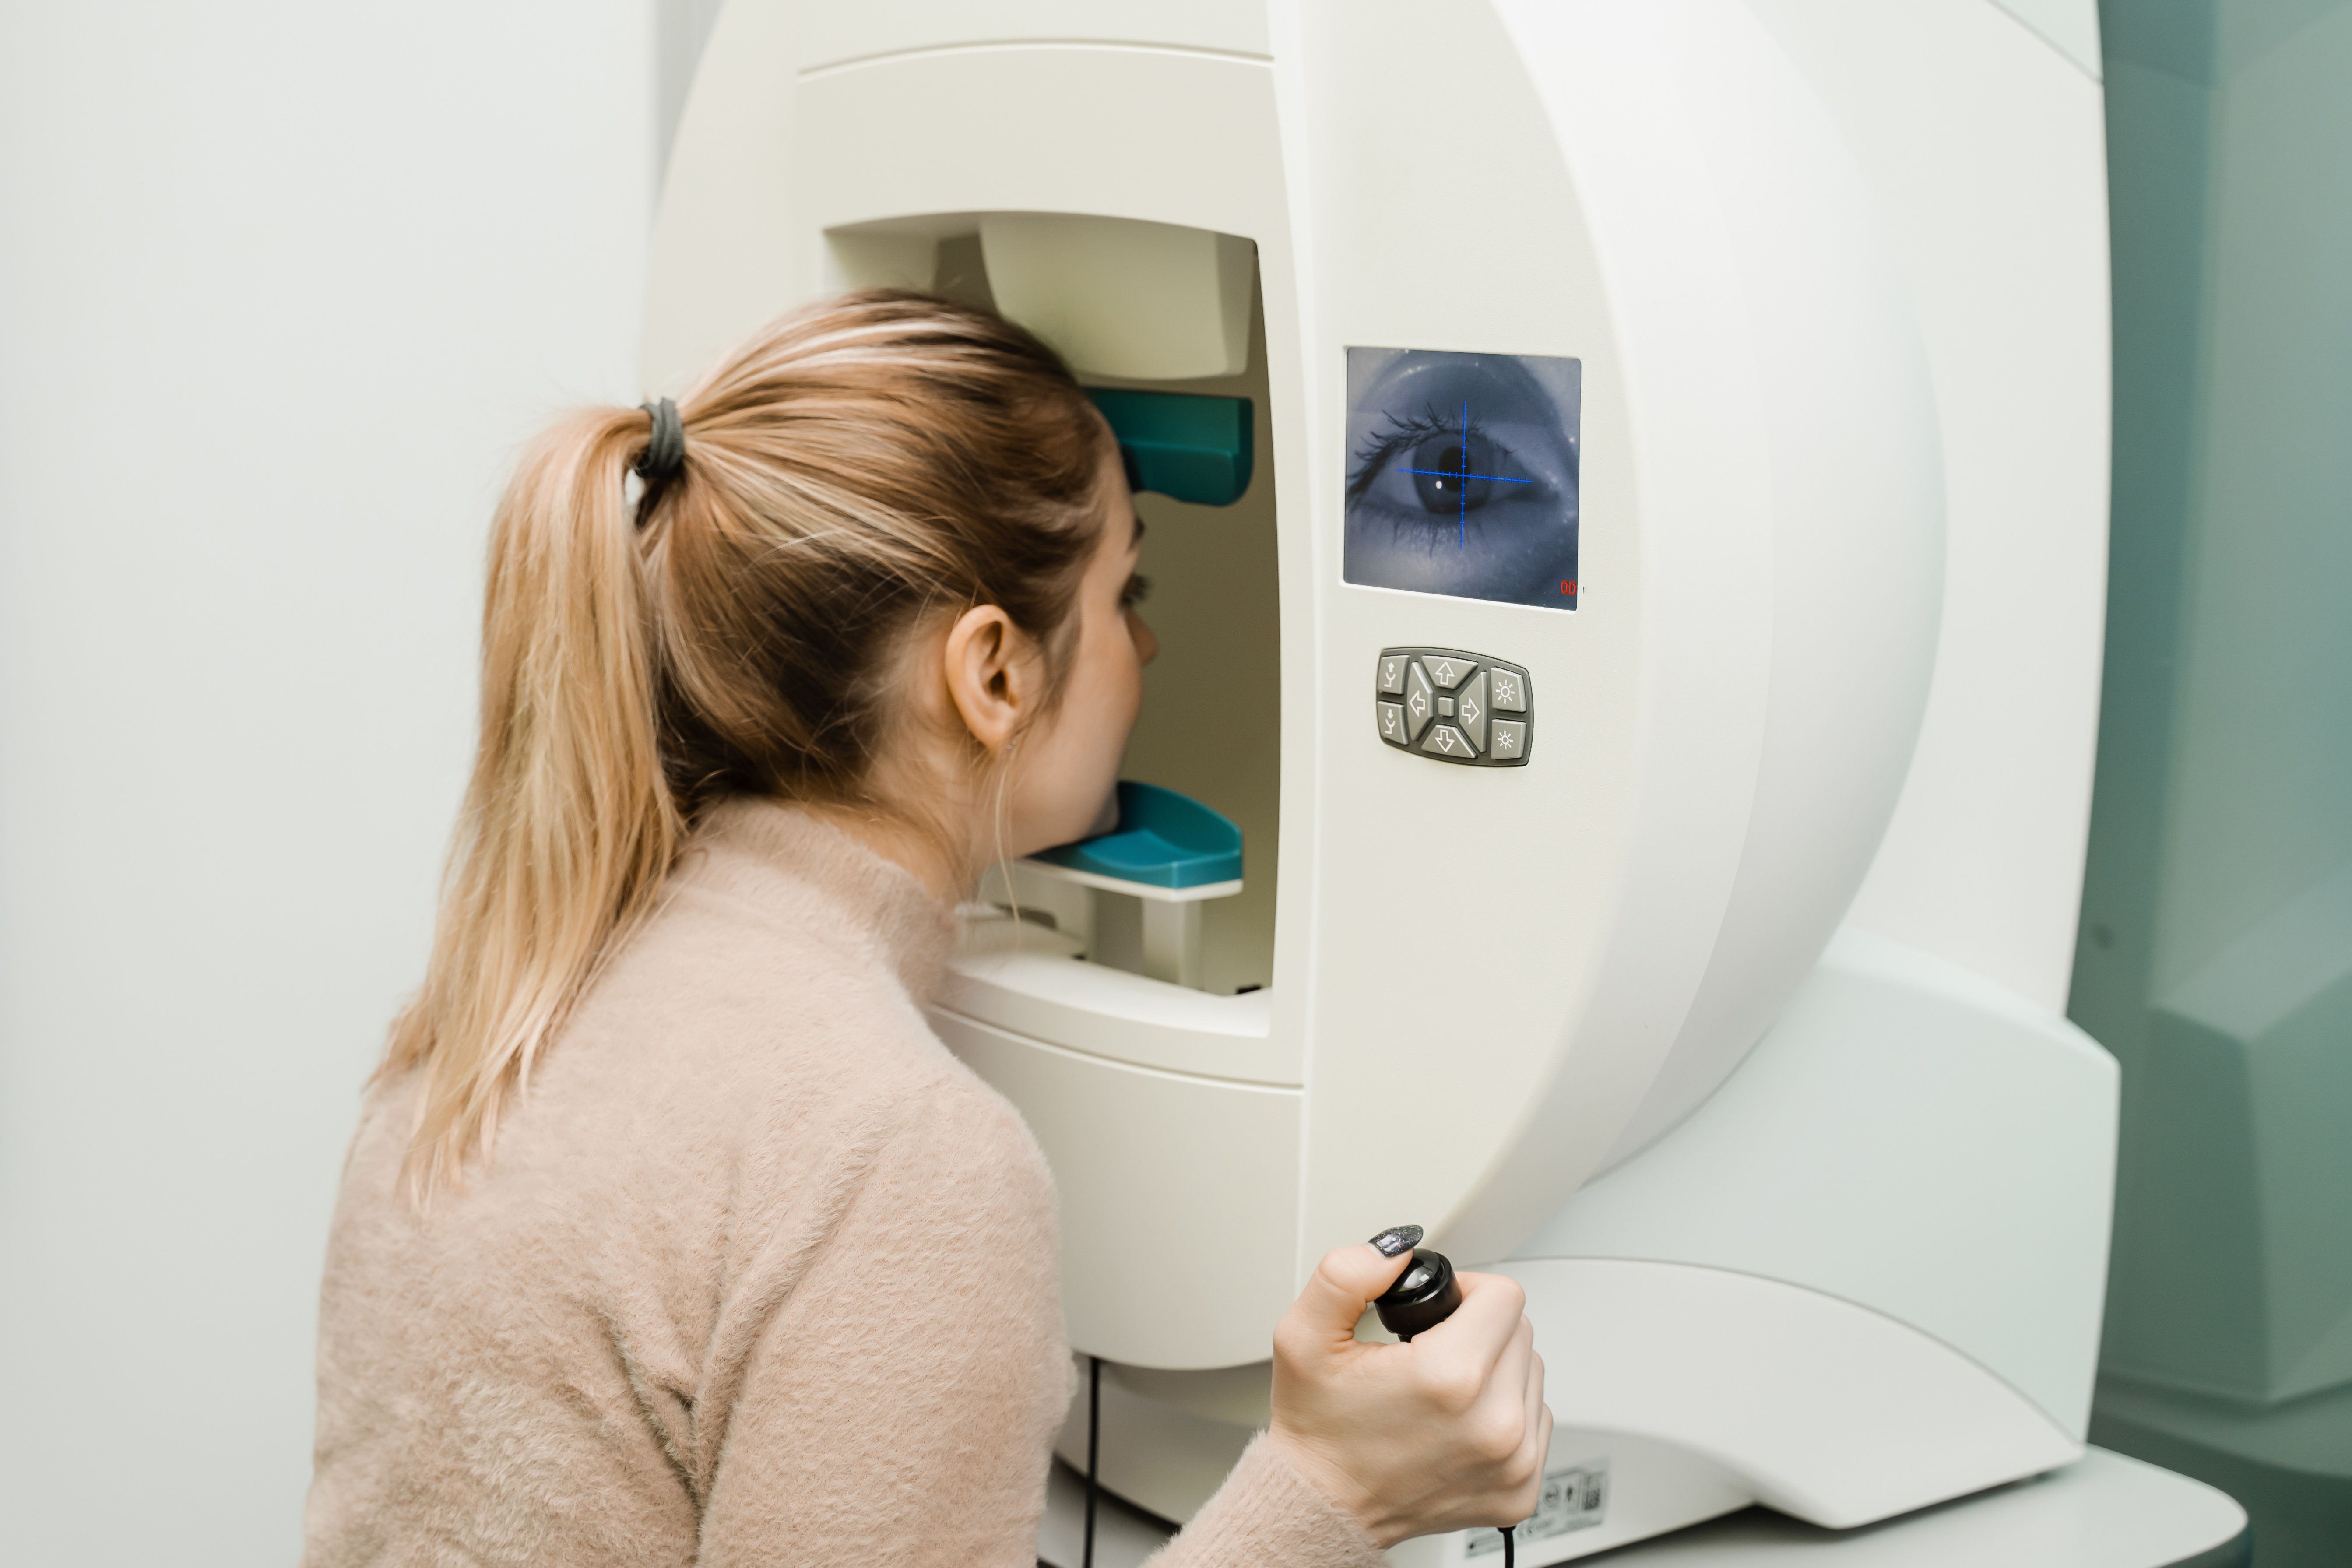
[1038,1448,2248,1568]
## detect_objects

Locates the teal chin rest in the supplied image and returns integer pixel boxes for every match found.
[1028,781,1242,890]
[1088,388,1254,507]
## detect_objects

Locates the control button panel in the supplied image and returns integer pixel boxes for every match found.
[1374,647,1534,767]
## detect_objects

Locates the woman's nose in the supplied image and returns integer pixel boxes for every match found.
[1129,610,1160,667]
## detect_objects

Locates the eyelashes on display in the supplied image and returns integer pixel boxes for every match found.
[1345,406,1519,507]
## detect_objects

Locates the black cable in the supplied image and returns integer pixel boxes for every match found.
[1083,1354,1101,1568]
[1503,1524,1515,1567]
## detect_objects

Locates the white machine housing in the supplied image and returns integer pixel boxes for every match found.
[646,0,2115,1559]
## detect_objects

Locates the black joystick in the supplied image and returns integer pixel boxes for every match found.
[1375,1248,1465,1342]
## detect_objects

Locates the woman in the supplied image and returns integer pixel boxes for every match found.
[305,292,1549,1565]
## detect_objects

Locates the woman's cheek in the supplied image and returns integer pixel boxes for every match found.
[1122,650,1147,731]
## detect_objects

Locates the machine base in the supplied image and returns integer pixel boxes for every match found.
[1036,1448,2248,1568]
[2092,1373,2352,1568]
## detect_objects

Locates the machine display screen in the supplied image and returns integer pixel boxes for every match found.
[1343,347,1581,610]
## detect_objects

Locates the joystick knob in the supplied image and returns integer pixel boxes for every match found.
[1374,1248,1464,1342]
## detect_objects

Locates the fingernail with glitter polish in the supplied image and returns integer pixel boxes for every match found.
[1368,1224,1424,1258]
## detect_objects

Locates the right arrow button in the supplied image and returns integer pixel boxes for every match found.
[1454,670,1489,752]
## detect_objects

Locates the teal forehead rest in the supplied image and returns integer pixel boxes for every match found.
[1086,388,1254,507]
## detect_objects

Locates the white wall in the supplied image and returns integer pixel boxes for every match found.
[0,3,654,1559]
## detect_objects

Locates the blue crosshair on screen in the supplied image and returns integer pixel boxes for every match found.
[1398,400,1536,548]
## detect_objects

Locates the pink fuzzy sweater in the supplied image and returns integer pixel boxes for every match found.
[305,799,1381,1568]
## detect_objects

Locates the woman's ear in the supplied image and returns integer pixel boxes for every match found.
[941,604,1036,755]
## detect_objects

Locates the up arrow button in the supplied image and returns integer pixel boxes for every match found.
[1425,655,1477,690]
[1453,670,1489,751]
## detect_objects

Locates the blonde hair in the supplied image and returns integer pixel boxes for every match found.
[382,291,1106,1202]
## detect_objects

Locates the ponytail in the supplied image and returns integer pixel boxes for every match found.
[380,291,1104,1204]
[380,404,683,1204]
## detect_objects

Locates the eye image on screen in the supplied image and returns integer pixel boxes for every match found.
[1343,347,1581,610]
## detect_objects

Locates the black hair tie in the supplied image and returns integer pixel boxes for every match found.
[636,397,685,485]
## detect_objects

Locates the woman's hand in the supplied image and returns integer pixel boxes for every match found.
[1263,1238,1552,1548]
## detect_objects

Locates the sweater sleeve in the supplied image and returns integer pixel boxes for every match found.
[695,1079,1074,1568]
[1147,1434,1388,1568]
